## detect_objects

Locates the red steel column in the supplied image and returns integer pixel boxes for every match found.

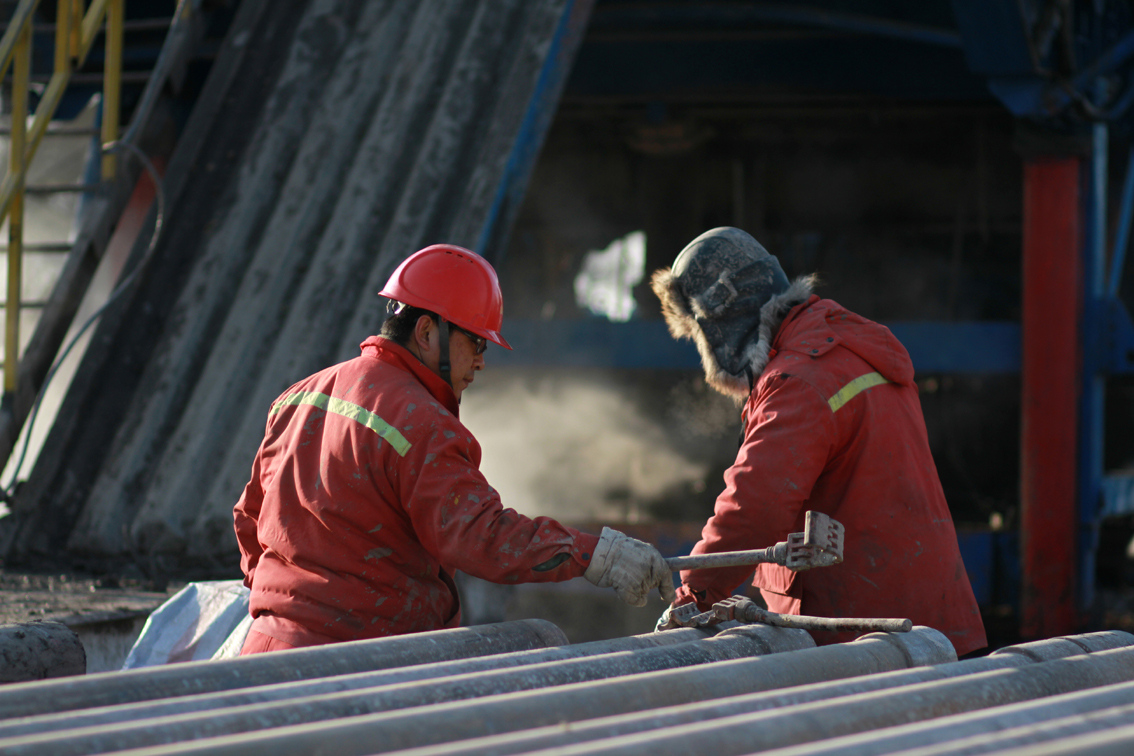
[1020,156,1082,639]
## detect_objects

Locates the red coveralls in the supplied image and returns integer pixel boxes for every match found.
[234,336,599,648]
[675,296,987,656]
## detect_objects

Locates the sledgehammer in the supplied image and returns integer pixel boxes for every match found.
[664,510,844,572]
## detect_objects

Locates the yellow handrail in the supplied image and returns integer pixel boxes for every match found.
[102,0,122,179]
[0,0,41,83]
[5,22,29,395]
[0,0,124,394]
[54,0,70,73]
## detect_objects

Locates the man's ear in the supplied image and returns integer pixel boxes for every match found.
[413,314,435,354]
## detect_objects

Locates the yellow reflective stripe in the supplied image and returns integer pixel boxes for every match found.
[270,391,411,456]
[827,372,889,413]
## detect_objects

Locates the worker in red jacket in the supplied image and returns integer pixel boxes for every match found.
[651,227,987,657]
[234,244,675,653]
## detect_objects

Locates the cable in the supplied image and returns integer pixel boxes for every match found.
[1,141,166,498]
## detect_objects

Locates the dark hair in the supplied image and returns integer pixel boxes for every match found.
[380,303,438,345]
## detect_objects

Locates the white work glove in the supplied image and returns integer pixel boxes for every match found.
[655,604,681,632]
[584,527,677,607]
[655,601,700,632]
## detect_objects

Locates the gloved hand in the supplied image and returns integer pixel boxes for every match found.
[655,604,681,632]
[584,527,677,607]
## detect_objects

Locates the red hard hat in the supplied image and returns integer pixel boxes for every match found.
[379,244,512,350]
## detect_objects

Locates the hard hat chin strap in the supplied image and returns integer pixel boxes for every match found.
[438,318,452,390]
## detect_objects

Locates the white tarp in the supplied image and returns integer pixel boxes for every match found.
[121,580,252,668]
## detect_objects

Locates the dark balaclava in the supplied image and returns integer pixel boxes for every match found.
[651,227,814,400]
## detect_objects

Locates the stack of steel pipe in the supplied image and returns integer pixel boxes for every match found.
[468,633,1134,756]
[0,618,569,719]
[0,619,1133,755]
[0,618,945,755]
[0,619,815,755]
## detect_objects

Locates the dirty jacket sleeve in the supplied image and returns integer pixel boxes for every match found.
[233,434,267,589]
[678,373,835,607]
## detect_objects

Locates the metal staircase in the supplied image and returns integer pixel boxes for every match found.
[0,0,227,490]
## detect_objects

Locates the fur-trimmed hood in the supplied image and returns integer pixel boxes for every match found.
[652,271,816,400]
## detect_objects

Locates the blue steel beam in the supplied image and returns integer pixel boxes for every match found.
[1079,124,1109,614]
[567,35,986,102]
[478,0,596,266]
[1104,298,1134,374]
[950,0,1034,76]
[953,1,1134,120]
[1034,29,1134,118]
[1109,148,1134,299]
[588,3,962,48]
[1102,474,1134,519]
[1071,31,1134,100]
[491,319,1020,373]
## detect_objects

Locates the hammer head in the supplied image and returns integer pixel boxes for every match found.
[785,511,845,570]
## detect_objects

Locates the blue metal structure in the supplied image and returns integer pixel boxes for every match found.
[519,0,1134,634]
[491,320,1022,373]
[543,0,1134,629]
[1096,142,1134,523]
[952,0,1134,627]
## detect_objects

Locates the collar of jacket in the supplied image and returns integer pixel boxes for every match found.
[360,336,461,416]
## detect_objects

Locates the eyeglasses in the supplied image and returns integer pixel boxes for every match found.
[454,326,488,355]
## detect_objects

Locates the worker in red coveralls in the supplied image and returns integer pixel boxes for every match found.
[651,227,987,657]
[234,244,675,654]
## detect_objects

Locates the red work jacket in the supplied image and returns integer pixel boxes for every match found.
[676,296,987,656]
[234,337,599,646]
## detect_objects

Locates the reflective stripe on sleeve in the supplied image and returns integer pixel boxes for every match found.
[827,372,889,413]
[270,391,412,456]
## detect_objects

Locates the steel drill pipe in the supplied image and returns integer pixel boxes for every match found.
[506,643,1134,756]
[986,631,1134,662]
[44,627,952,756]
[0,626,720,740]
[0,619,567,720]
[740,662,1134,755]
[771,693,1134,756]
[977,721,1134,756]
[396,631,1134,756]
[0,621,85,683]
[0,623,816,756]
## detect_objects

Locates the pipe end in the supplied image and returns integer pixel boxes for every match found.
[715,623,816,654]
[520,619,570,648]
[856,625,957,667]
[991,630,1134,662]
